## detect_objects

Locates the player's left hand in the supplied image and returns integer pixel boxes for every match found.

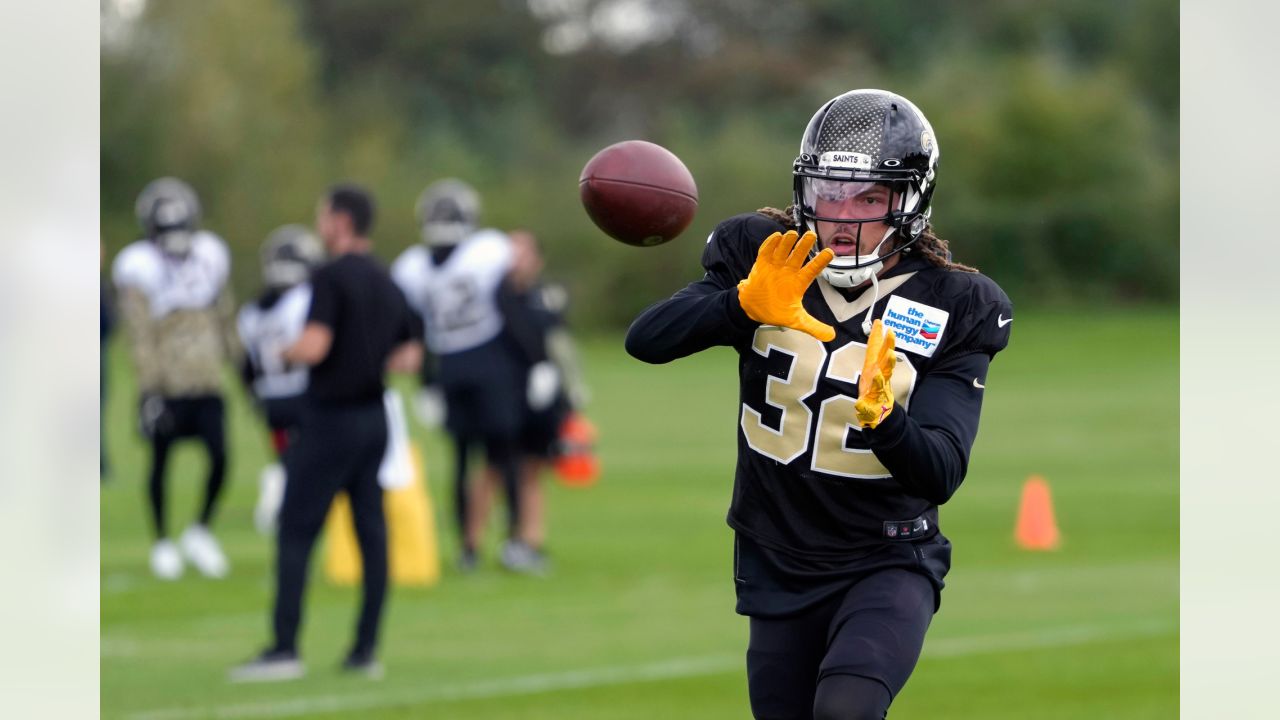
[854,319,897,429]
[527,361,560,411]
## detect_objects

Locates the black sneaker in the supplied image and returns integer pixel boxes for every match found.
[458,547,479,574]
[229,648,304,683]
[342,650,384,680]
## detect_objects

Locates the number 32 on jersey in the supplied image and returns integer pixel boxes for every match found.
[740,326,917,479]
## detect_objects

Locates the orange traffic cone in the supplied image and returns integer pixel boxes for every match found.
[1014,475,1061,551]
[555,413,600,488]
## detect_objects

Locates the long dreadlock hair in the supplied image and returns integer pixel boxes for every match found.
[755,205,978,274]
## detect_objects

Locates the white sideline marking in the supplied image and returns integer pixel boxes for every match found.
[126,620,1175,720]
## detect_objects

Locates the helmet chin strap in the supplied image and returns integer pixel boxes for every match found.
[861,272,880,335]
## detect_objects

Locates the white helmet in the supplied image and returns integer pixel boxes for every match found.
[260,224,324,290]
[136,177,201,257]
[415,178,480,247]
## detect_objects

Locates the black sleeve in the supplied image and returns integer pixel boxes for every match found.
[497,279,549,366]
[862,350,992,505]
[306,264,339,329]
[860,276,1012,505]
[624,213,780,364]
[624,279,757,364]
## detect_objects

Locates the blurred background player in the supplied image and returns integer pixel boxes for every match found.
[392,180,558,573]
[237,225,325,534]
[233,184,422,681]
[101,238,114,481]
[111,177,241,580]
[468,229,590,573]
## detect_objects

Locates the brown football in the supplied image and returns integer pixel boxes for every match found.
[579,140,698,247]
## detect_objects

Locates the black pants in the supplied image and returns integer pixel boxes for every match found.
[441,344,526,547]
[746,569,936,720]
[147,395,227,539]
[272,399,388,657]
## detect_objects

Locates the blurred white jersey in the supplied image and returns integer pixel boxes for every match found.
[237,284,312,400]
[111,231,230,318]
[391,229,513,355]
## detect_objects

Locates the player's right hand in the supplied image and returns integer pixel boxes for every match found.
[138,393,173,439]
[737,230,836,342]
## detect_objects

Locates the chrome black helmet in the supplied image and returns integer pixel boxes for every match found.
[792,89,939,287]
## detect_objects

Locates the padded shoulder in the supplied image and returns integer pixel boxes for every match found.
[700,212,789,288]
[111,240,163,292]
[927,269,1013,357]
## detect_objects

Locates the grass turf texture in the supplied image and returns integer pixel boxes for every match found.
[101,307,1177,719]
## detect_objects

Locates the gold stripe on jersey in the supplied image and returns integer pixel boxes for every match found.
[816,272,916,323]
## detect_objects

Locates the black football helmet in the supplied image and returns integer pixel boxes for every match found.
[415,178,480,247]
[135,177,201,257]
[792,89,939,287]
[260,224,324,290]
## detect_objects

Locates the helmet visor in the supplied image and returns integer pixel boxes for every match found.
[799,178,907,225]
[264,259,309,289]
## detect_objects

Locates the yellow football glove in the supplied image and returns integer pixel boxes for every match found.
[854,319,897,429]
[737,230,836,342]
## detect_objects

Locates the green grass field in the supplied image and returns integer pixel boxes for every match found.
[101,307,1178,719]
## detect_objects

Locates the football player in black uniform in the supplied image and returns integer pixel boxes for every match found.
[626,89,1012,719]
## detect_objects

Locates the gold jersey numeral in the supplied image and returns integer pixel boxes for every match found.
[740,327,917,478]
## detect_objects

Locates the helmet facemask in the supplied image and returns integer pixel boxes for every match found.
[148,197,198,258]
[794,174,931,288]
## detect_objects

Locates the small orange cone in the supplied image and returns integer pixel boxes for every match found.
[555,413,600,488]
[1014,475,1061,551]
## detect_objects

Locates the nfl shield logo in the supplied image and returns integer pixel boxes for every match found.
[886,525,898,538]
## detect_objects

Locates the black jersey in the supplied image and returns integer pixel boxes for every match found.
[626,213,1011,612]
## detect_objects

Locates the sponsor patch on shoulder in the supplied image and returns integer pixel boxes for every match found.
[881,295,950,358]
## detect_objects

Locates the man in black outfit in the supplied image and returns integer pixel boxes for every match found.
[626,89,1012,719]
[232,184,422,682]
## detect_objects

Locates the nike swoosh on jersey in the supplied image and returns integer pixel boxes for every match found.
[997,314,1012,328]
[972,378,985,389]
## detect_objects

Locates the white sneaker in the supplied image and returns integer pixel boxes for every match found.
[229,649,305,683]
[180,525,229,578]
[500,540,548,576]
[150,539,184,580]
